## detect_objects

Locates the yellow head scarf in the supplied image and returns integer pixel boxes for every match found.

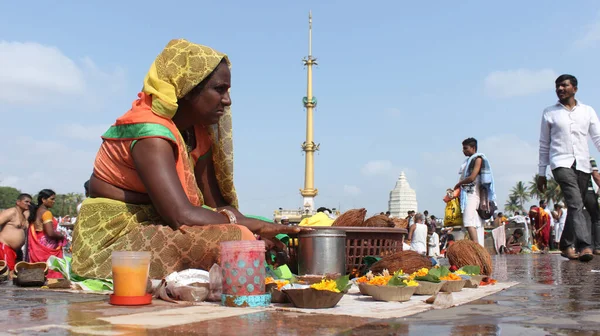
[142,39,238,208]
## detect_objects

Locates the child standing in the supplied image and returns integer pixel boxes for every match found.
[428,228,441,257]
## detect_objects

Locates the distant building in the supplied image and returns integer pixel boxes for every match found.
[388,172,418,218]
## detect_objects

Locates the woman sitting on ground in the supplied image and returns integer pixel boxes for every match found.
[72,39,301,279]
[28,189,66,278]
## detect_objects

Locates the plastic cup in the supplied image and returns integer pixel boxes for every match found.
[220,240,266,296]
[111,251,151,297]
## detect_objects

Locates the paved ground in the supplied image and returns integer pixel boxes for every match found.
[1,254,599,335]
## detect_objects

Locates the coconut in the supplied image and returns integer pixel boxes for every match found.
[332,208,367,227]
[369,250,432,275]
[363,215,395,228]
[446,240,493,276]
[393,218,409,229]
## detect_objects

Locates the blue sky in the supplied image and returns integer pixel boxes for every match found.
[2,1,600,218]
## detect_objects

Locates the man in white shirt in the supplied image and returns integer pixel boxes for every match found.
[552,203,567,246]
[537,74,600,262]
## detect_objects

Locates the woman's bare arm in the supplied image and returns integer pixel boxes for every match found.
[42,222,64,239]
[131,138,228,229]
[408,224,416,241]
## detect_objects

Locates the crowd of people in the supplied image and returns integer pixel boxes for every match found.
[0,190,69,277]
[2,43,599,279]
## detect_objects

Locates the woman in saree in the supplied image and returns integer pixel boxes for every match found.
[28,189,67,278]
[72,39,302,280]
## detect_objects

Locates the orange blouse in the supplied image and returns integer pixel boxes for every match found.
[93,93,212,196]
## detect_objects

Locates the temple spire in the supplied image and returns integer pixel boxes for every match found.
[300,11,319,212]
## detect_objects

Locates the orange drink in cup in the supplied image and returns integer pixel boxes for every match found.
[111,251,151,297]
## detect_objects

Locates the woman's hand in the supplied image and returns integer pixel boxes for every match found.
[239,218,310,238]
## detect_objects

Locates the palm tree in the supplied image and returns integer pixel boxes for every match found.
[528,175,545,201]
[528,174,564,205]
[546,178,563,204]
[504,195,520,214]
[510,181,530,212]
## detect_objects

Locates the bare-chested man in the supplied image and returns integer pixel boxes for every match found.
[0,194,32,270]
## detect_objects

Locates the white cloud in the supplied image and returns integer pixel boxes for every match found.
[0,175,21,187]
[56,123,110,141]
[420,134,539,213]
[574,15,600,48]
[0,41,84,104]
[0,41,125,106]
[484,68,557,98]
[0,135,96,194]
[361,160,393,176]
[384,108,401,117]
[343,184,361,197]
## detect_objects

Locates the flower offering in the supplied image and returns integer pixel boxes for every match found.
[265,277,289,291]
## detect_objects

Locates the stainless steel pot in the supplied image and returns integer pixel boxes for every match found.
[298,229,346,275]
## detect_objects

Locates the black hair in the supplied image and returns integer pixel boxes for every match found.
[84,180,90,193]
[555,74,578,88]
[539,199,547,206]
[36,189,56,206]
[28,189,56,223]
[462,138,478,150]
[317,207,329,213]
[514,228,523,236]
[447,234,455,241]
[17,193,32,201]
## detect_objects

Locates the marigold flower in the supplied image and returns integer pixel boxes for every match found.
[265,277,289,290]
[356,276,368,284]
[310,279,340,293]
[403,279,419,287]
[440,273,462,281]
[413,268,429,277]
[367,275,392,286]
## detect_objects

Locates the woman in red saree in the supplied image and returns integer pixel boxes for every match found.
[28,189,66,278]
[529,205,551,252]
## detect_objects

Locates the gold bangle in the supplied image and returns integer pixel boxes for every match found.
[218,209,237,224]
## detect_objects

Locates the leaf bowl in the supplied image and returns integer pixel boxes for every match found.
[414,280,446,295]
[282,288,344,309]
[440,279,466,293]
[364,283,417,302]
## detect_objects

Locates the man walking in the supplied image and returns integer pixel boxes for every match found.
[537,74,600,261]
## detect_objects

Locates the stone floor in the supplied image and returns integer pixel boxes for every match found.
[1,254,600,335]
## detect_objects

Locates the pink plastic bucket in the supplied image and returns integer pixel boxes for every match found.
[220,240,266,296]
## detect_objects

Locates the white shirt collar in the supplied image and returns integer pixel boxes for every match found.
[556,99,581,111]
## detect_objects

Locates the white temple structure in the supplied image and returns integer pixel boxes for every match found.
[388,171,418,218]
